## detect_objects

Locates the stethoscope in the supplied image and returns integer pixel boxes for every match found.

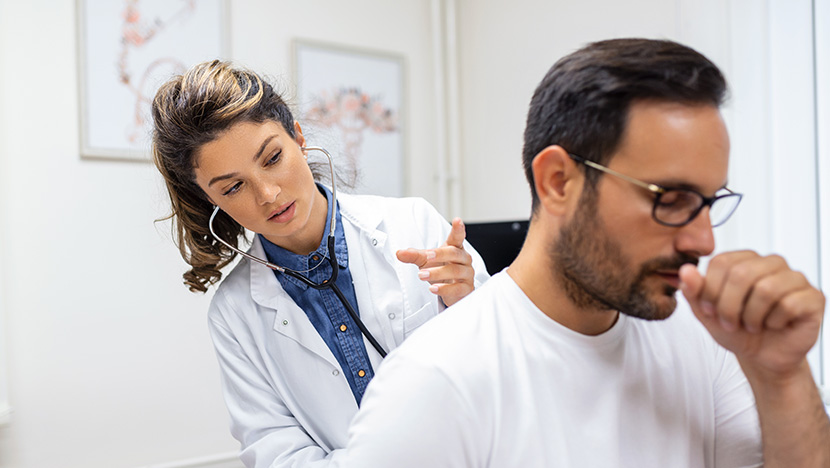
[208,146,388,358]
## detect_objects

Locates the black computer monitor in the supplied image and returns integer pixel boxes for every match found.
[464,220,529,275]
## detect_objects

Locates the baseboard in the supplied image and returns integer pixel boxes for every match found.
[136,451,243,468]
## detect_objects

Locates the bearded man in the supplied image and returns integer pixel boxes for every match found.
[344,38,829,468]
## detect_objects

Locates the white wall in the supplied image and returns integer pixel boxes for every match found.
[818,0,830,394]
[0,0,11,431]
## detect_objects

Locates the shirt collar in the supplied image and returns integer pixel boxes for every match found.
[258,184,349,273]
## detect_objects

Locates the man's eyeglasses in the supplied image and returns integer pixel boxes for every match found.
[568,152,742,228]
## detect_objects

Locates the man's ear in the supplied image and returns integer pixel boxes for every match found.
[531,145,583,216]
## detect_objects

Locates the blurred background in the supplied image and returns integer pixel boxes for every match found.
[0,0,827,466]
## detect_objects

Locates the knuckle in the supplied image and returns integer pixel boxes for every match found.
[768,254,789,269]
[791,270,808,286]
[708,254,729,270]
[752,278,778,305]
[728,264,753,286]
[777,292,813,319]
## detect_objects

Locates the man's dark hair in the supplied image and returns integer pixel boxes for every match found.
[521,38,728,212]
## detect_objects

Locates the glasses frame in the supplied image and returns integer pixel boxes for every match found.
[567,152,742,228]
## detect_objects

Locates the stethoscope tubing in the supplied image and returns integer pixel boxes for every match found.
[207,146,388,358]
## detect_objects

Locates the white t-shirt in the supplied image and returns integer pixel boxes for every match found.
[346,271,763,467]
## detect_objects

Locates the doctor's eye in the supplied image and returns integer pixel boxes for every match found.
[266,150,282,166]
[223,181,242,196]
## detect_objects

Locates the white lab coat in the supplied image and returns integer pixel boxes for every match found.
[207,192,490,468]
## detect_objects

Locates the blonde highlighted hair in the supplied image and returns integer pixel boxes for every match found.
[152,60,297,293]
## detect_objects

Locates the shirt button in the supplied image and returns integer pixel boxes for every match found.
[388,313,396,320]
[332,370,340,376]
[358,370,366,377]
[372,238,378,246]
[282,320,289,326]
[339,324,347,332]
[312,255,320,261]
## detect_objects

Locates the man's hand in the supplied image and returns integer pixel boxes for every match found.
[679,250,825,378]
[396,218,475,307]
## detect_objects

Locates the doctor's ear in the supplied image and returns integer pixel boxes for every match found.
[293,121,306,150]
[531,145,584,216]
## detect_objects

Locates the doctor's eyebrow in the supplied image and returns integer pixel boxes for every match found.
[207,135,280,187]
[252,135,277,162]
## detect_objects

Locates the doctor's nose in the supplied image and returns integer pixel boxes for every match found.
[254,180,281,206]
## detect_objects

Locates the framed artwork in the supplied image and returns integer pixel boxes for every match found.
[77,0,229,161]
[294,40,406,197]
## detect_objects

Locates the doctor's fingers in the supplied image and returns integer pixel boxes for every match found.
[443,218,466,249]
[429,281,475,307]
[708,254,791,331]
[396,248,436,268]
[421,245,472,269]
[417,263,475,285]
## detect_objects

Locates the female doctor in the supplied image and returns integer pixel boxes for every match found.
[151,60,489,468]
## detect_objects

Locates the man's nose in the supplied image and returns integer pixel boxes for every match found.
[675,207,716,257]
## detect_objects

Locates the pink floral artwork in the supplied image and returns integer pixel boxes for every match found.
[79,0,225,159]
[117,0,195,144]
[304,87,399,166]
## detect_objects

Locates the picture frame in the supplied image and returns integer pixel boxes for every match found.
[293,40,407,197]
[77,0,229,162]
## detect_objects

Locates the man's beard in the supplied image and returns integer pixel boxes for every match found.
[551,191,698,321]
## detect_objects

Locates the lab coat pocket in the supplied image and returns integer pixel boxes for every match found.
[403,301,437,339]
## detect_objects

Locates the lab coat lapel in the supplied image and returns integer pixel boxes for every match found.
[247,237,339,368]
[339,193,399,369]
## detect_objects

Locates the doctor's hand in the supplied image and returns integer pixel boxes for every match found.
[396,217,475,307]
[679,250,825,380]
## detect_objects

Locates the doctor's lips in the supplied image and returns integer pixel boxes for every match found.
[268,201,296,222]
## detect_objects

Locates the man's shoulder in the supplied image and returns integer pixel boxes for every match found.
[389,273,520,364]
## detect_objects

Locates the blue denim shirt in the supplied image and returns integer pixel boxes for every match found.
[259,185,375,405]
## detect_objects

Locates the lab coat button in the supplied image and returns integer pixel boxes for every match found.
[372,238,378,246]
[332,370,340,376]
[388,313,396,320]
[282,320,289,326]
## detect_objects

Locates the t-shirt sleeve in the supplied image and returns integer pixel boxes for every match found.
[712,345,764,467]
[344,348,484,467]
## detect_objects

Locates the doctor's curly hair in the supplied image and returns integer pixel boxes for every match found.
[152,60,300,293]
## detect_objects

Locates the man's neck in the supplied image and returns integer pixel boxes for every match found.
[508,235,619,336]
